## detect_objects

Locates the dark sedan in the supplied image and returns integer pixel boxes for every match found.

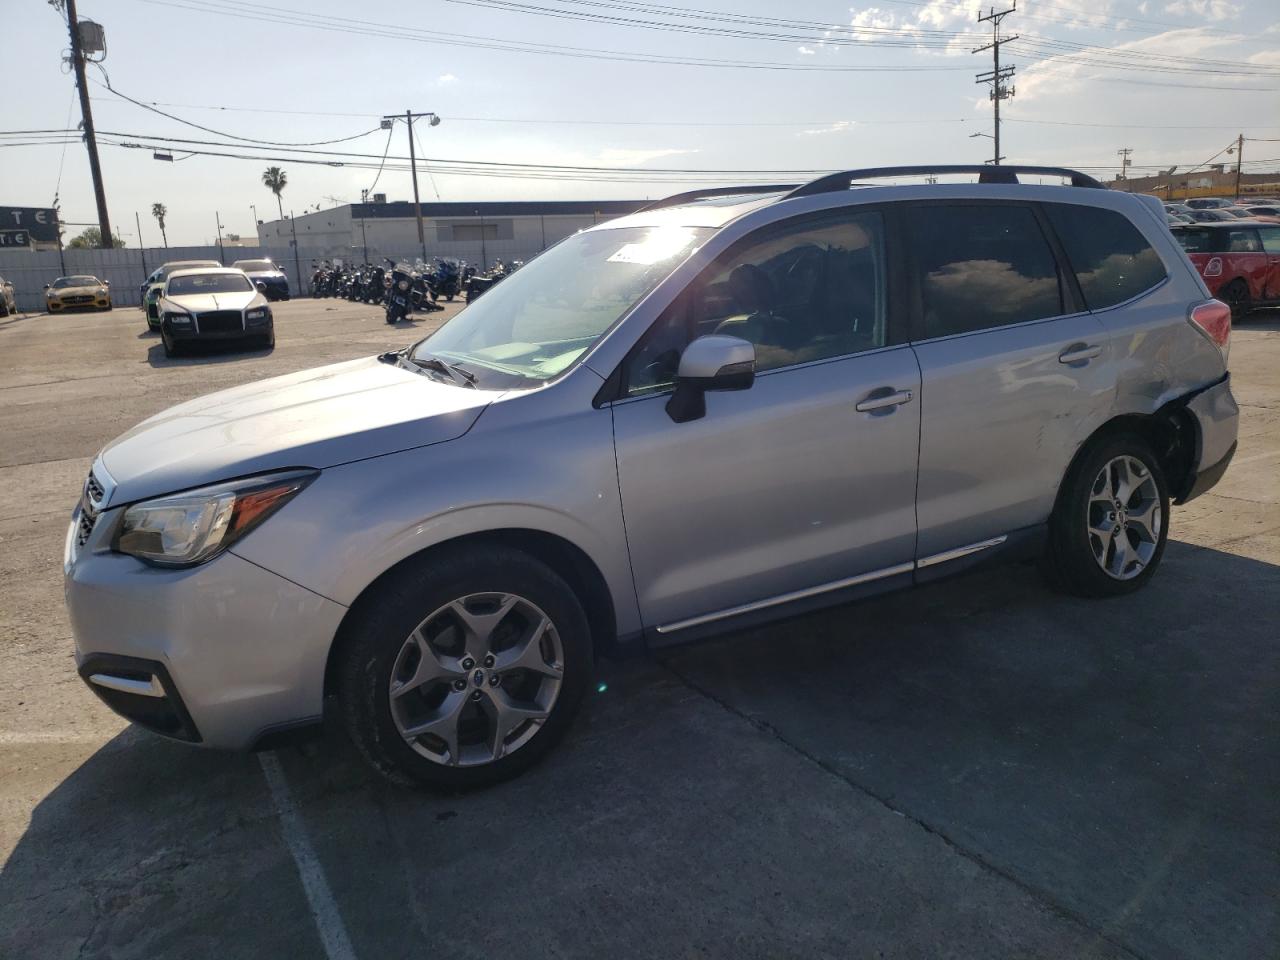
[231,259,291,301]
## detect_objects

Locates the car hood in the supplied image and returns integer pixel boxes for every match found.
[50,285,105,297]
[99,356,496,503]
[162,290,264,313]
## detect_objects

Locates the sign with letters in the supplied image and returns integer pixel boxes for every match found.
[0,207,59,244]
[0,229,31,248]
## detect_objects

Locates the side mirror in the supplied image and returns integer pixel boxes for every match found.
[255,281,268,292]
[103,279,111,285]
[666,335,756,424]
[43,283,51,290]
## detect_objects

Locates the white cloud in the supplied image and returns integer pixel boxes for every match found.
[798,45,817,55]
[1162,0,1242,20]
[433,74,459,87]
[798,121,856,136]
[596,148,698,165]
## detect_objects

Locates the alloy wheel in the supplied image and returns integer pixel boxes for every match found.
[1086,455,1162,580]
[388,592,564,767]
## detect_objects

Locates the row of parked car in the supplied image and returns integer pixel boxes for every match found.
[1164,196,1280,225]
[1165,198,1280,316]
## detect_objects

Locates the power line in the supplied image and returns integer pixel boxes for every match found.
[89,74,384,146]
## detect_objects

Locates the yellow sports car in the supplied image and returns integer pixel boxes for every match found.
[45,275,112,312]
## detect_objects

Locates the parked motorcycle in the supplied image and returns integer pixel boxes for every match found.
[465,259,517,303]
[426,257,464,302]
[384,260,415,323]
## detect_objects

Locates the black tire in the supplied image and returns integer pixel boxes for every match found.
[1045,431,1170,598]
[446,292,455,302]
[337,545,593,790]
[1221,279,1250,319]
[161,327,180,358]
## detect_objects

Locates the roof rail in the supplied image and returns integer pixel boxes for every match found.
[786,165,1104,198]
[635,184,801,213]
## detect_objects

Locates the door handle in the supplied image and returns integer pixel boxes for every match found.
[856,388,914,413]
[1058,344,1102,364]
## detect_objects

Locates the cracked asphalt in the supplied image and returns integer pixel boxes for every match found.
[1,301,1277,960]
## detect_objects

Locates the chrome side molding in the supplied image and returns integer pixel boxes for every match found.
[916,535,1008,569]
[655,562,915,634]
[656,535,1010,634]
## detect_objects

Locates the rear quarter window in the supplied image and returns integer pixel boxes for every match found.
[1043,204,1167,310]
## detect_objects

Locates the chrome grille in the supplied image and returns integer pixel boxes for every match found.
[76,510,95,548]
[64,294,95,305]
[86,471,105,503]
[195,310,244,334]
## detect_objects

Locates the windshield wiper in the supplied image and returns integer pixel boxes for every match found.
[407,354,477,388]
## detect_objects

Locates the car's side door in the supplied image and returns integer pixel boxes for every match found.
[905,201,1118,561]
[1256,225,1280,303]
[609,208,921,639]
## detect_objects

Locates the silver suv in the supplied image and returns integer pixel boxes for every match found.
[64,166,1238,789]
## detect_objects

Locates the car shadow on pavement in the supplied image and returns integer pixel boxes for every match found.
[145,342,275,368]
[2,541,1276,960]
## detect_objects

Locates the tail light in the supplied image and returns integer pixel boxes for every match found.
[1190,299,1231,356]
[1203,256,1223,277]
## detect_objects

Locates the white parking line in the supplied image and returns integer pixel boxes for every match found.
[258,752,358,960]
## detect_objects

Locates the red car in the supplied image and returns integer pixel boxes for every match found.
[1173,222,1280,316]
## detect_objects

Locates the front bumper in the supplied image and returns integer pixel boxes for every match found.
[64,505,346,749]
[48,296,111,311]
[1176,373,1239,503]
[166,316,273,341]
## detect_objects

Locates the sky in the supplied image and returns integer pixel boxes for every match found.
[3,0,1278,246]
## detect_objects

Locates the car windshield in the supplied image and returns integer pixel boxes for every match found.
[233,260,276,272]
[412,225,711,387]
[167,273,254,295]
[53,276,99,288]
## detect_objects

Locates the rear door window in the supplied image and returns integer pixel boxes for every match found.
[906,203,1063,339]
[1258,227,1280,253]
[1043,204,1167,310]
[1173,228,1219,254]
[1225,229,1262,253]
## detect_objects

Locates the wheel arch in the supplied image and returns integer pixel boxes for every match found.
[323,528,620,700]
[1053,405,1199,517]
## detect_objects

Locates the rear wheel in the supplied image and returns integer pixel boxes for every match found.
[1221,279,1251,318]
[1046,432,1169,597]
[337,546,592,790]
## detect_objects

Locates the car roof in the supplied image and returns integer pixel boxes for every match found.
[165,267,249,279]
[592,165,1138,233]
[160,260,222,270]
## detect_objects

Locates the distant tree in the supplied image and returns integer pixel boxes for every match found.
[68,227,126,248]
[262,166,288,220]
[151,203,168,248]
[225,233,241,241]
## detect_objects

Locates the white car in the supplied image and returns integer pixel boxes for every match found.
[141,260,222,329]
[157,268,274,357]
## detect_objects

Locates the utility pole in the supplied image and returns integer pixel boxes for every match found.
[289,212,302,298]
[1233,133,1244,200]
[135,211,147,279]
[215,211,225,264]
[383,111,441,265]
[62,0,113,248]
[1117,148,1133,189]
[973,2,1017,165]
[359,189,370,263]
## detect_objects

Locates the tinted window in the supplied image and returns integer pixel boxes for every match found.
[907,204,1061,339]
[1258,227,1280,254]
[1173,228,1220,253]
[233,260,276,272]
[625,211,887,394]
[53,276,99,288]
[1044,204,1167,310]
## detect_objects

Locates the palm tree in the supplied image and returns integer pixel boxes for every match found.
[262,167,287,221]
[151,203,168,248]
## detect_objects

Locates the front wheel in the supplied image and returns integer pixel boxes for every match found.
[1045,432,1170,597]
[161,328,180,358]
[337,546,592,790]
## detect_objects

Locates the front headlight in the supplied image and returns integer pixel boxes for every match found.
[397,280,409,291]
[245,307,269,321]
[114,469,317,567]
